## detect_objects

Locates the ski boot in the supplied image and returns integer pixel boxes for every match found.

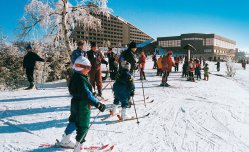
[74,142,84,152]
[24,82,34,90]
[59,133,76,149]
[110,104,119,116]
[118,108,131,121]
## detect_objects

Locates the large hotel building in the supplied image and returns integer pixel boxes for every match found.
[157,33,236,60]
[72,5,153,47]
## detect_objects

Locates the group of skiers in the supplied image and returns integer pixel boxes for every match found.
[23,41,214,151]
[25,40,143,151]
[153,53,210,84]
[183,58,209,82]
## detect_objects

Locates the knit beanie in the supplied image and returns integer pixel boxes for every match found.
[26,44,32,50]
[73,56,91,71]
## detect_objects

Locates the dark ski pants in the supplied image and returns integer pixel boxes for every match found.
[153,61,157,69]
[140,68,146,80]
[157,69,162,76]
[182,69,188,77]
[162,71,170,83]
[188,72,195,81]
[110,67,118,80]
[26,68,34,82]
[65,98,90,143]
[89,68,102,92]
[113,83,130,108]
[196,71,201,80]
[175,63,179,71]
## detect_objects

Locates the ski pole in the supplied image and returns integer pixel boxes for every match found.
[74,111,101,152]
[131,97,139,125]
[141,80,146,108]
[107,66,114,96]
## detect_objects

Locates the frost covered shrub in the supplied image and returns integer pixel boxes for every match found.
[226,58,236,77]
[0,43,71,90]
[0,46,26,90]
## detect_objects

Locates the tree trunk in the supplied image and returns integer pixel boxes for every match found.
[62,0,71,55]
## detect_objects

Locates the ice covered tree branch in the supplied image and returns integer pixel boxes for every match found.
[18,0,111,54]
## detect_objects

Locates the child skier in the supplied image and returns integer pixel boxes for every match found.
[203,63,209,81]
[110,61,135,120]
[195,60,202,80]
[182,60,188,77]
[59,56,106,152]
[188,59,195,82]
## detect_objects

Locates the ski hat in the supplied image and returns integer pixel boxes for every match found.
[121,61,131,70]
[167,51,173,55]
[26,44,32,50]
[77,40,85,46]
[72,56,91,71]
[129,41,137,49]
[91,42,97,48]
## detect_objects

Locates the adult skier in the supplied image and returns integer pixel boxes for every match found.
[106,47,118,80]
[215,60,220,72]
[119,41,138,75]
[70,40,87,64]
[161,51,174,86]
[138,51,146,80]
[87,42,108,97]
[65,40,87,84]
[152,54,157,69]
[23,44,45,90]
[174,56,180,72]
[156,56,163,76]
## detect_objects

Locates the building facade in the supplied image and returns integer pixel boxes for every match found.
[72,7,152,47]
[157,33,236,60]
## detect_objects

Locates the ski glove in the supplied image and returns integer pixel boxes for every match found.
[96,102,106,112]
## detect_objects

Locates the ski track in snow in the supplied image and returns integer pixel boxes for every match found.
[1,60,249,152]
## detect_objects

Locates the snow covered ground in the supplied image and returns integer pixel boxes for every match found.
[1,60,249,152]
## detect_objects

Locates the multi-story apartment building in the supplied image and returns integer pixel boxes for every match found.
[157,33,236,60]
[72,4,152,47]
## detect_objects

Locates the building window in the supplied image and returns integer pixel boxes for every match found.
[205,38,214,46]
[159,40,181,47]
[214,39,235,49]
[182,38,203,40]
[204,49,212,53]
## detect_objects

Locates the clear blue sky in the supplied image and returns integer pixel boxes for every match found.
[0,0,248,51]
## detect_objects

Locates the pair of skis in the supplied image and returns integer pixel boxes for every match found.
[106,113,150,125]
[101,110,150,125]
[39,140,114,151]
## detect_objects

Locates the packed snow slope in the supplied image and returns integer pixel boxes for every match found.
[1,60,249,152]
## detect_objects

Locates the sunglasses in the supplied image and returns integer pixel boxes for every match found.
[74,64,91,70]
